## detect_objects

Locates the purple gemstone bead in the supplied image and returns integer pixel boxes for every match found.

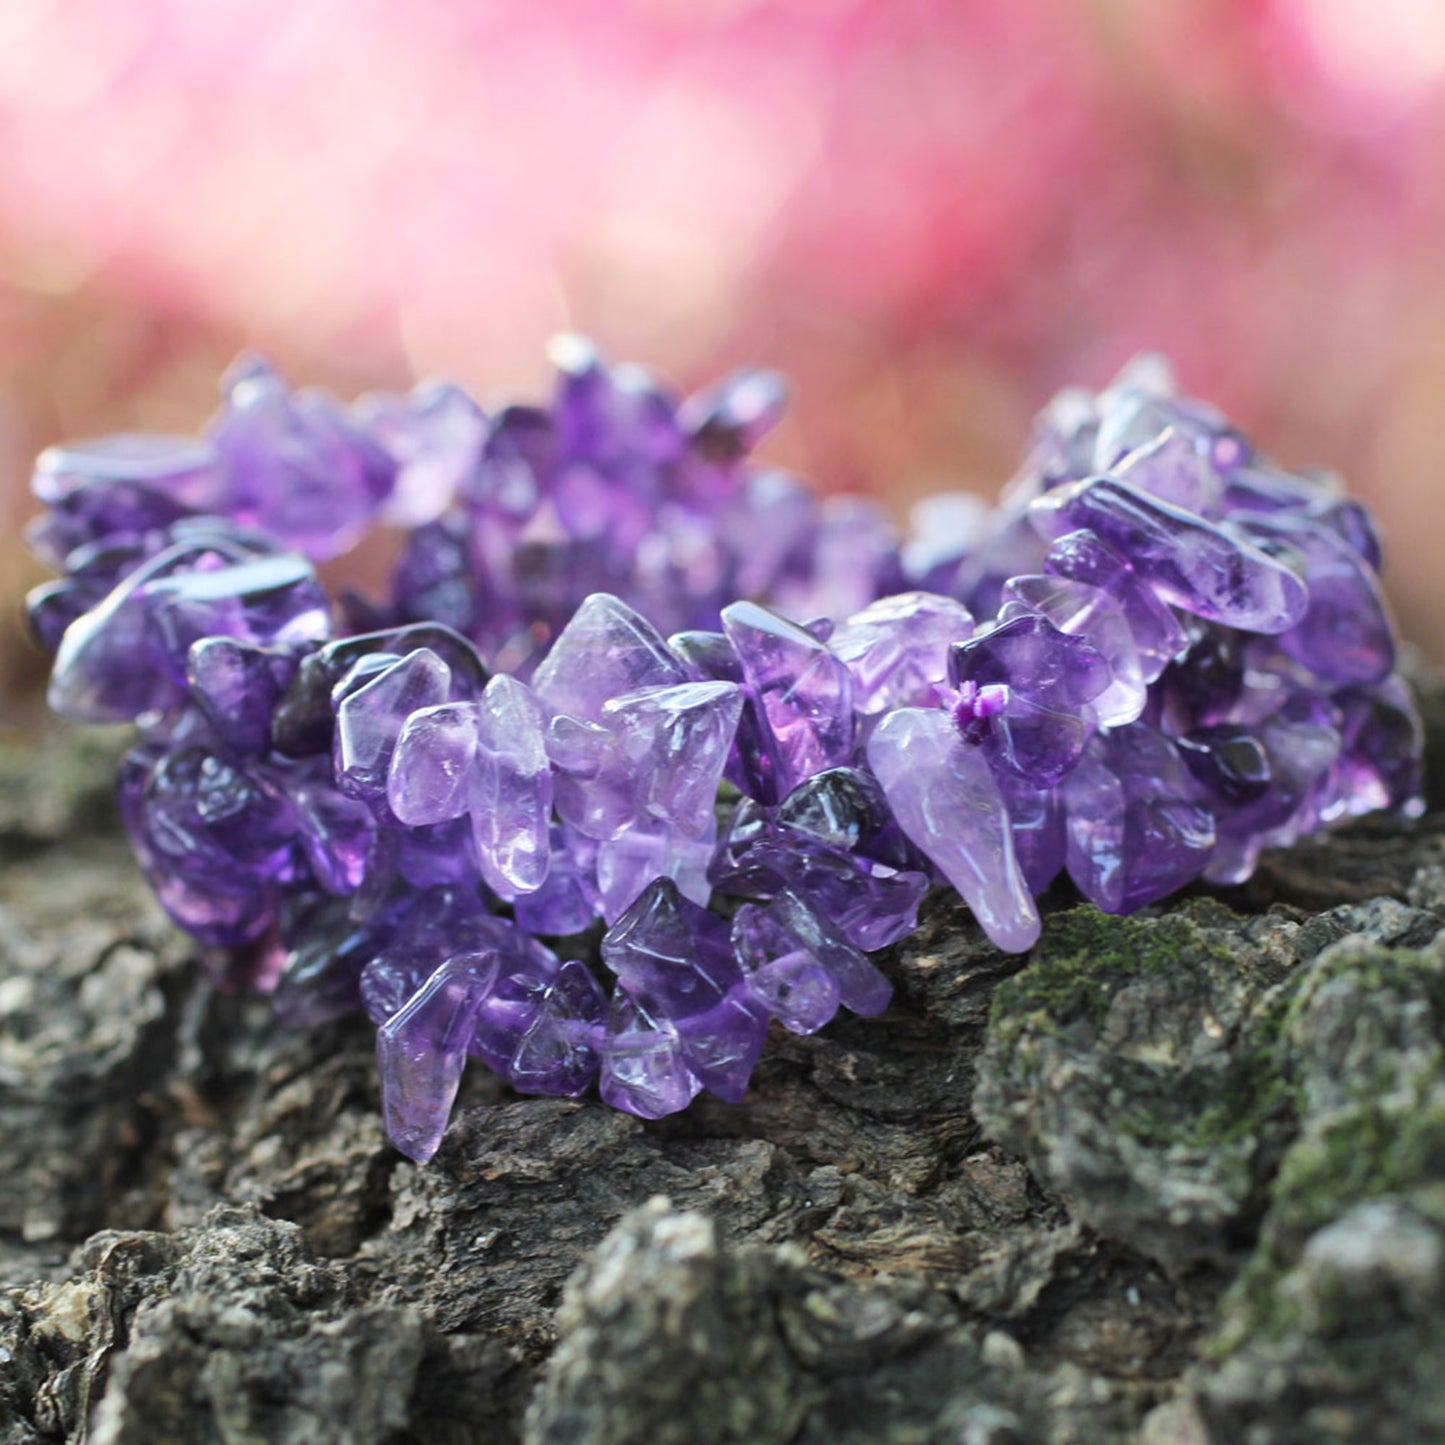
[1060,744,1127,913]
[470,925,564,1075]
[679,367,787,459]
[32,432,224,513]
[595,818,716,923]
[1000,574,1145,727]
[187,637,297,757]
[1045,528,1188,682]
[949,614,1110,786]
[1236,513,1395,686]
[25,479,194,572]
[545,713,638,840]
[1330,677,1424,820]
[601,680,743,837]
[599,991,702,1120]
[360,380,487,529]
[830,592,974,714]
[512,825,601,936]
[1102,724,1215,911]
[467,674,554,898]
[210,357,397,562]
[731,901,842,1034]
[867,706,1040,954]
[1029,476,1308,634]
[1204,714,1343,885]
[744,888,892,1018]
[294,781,375,895]
[508,958,609,1097]
[144,552,330,677]
[996,769,1066,895]
[387,702,480,827]
[1111,425,1223,518]
[377,950,500,1163]
[601,878,767,1102]
[335,648,452,805]
[48,537,266,722]
[721,600,855,800]
[531,592,687,723]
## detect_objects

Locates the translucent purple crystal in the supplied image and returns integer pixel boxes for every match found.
[508,958,609,1097]
[1028,476,1308,634]
[601,878,768,1103]
[377,950,499,1163]
[721,600,854,801]
[335,648,452,805]
[867,707,1041,954]
[210,357,397,562]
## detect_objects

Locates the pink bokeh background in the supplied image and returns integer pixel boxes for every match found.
[5,0,1445,717]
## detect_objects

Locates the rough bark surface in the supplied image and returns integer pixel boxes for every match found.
[3,681,1445,1445]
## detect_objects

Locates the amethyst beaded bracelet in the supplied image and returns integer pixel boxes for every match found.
[24,341,1423,1161]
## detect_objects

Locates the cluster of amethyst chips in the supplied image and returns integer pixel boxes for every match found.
[24,342,1423,1162]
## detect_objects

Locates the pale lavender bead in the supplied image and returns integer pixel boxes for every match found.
[468,674,553,897]
[376,950,499,1163]
[602,680,743,837]
[830,592,974,714]
[721,600,854,800]
[1000,575,1146,727]
[507,958,608,1096]
[599,991,702,1119]
[545,714,638,840]
[595,817,715,922]
[1029,476,1308,634]
[530,592,686,723]
[866,706,1040,954]
[387,702,480,826]
[511,823,600,935]
[1045,529,1188,683]
[335,648,452,804]
[731,901,842,1034]
[1112,425,1223,517]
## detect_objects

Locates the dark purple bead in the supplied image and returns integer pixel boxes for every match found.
[508,959,609,1096]
[601,877,767,1103]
